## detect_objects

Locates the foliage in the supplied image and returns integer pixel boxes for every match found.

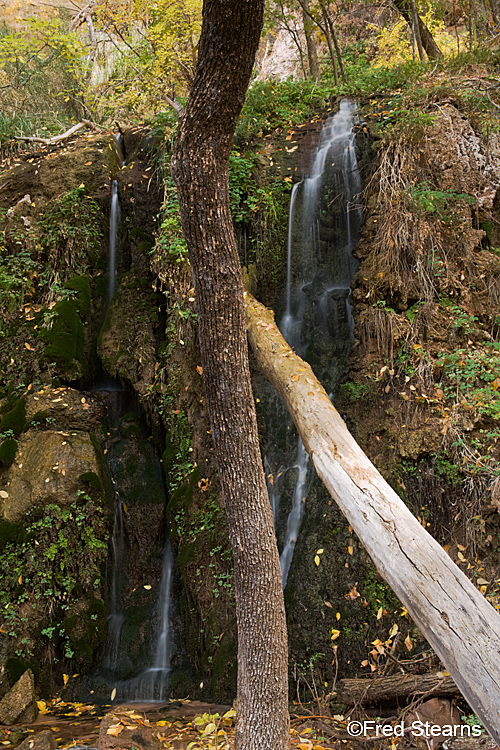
[155,174,189,264]
[406,181,476,221]
[0,496,108,667]
[236,79,332,142]
[39,187,103,280]
[0,16,87,149]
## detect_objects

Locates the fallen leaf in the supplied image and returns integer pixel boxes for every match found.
[107,725,123,736]
[110,688,117,701]
[330,629,340,640]
[314,555,320,566]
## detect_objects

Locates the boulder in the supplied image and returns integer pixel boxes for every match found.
[0,669,36,725]
[0,430,107,522]
[16,731,56,750]
[25,387,105,432]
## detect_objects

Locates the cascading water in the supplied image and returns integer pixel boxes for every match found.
[93,132,174,701]
[267,100,362,588]
[107,180,119,302]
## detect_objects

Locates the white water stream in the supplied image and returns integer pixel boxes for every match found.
[271,100,362,588]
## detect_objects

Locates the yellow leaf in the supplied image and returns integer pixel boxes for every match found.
[316,548,324,554]
[110,687,117,701]
[144,584,152,590]
[376,606,384,620]
[330,629,340,640]
[348,545,353,555]
[37,700,47,713]
[63,674,69,685]
[457,543,466,551]
[196,365,203,375]
[156,720,170,727]
[123,503,127,513]
[314,555,320,566]
[389,623,398,637]
[336,612,341,620]
[493,379,499,391]
[24,342,32,350]
[107,725,123,736]
[18,575,22,584]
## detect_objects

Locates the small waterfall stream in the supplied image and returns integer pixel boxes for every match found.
[107,180,119,302]
[267,100,362,588]
[93,134,174,701]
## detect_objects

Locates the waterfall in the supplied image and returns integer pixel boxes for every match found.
[91,130,174,702]
[107,180,119,302]
[279,439,309,588]
[268,100,362,588]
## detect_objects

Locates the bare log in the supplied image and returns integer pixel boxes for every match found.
[244,291,500,745]
[337,672,461,706]
[14,120,101,146]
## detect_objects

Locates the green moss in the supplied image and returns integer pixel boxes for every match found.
[210,633,236,701]
[175,538,199,575]
[78,471,103,491]
[42,298,85,372]
[0,398,26,436]
[0,519,23,546]
[28,409,51,429]
[65,275,91,316]
[0,437,17,465]
[5,657,40,685]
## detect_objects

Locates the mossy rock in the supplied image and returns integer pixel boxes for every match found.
[78,471,102,492]
[0,399,27,436]
[0,438,18,466]
[65,276,91,316]
[0,519,23,546]
[41,299,85,379]
[209,633,236,702]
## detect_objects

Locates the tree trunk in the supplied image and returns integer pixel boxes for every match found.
[171,4,290,750]
[411,0,426,61]
[244,290,500,746]
[392,0,444,59]
[319,0,346,80]
[301,0,320,82]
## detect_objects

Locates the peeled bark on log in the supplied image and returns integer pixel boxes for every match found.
[244,291,500,745]
[336,672,461,706]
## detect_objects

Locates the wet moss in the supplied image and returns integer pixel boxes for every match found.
[42,298,85,373]
[5,657,40,686]
[0,398,27,436]
[65,275,91,316]
[0,437,18,466]
[78,471,103,492]
[210,633,237,702]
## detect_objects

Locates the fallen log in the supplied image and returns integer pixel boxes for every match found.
[14,119,102,146]
[244,291,500,745]
[336,671,461,706]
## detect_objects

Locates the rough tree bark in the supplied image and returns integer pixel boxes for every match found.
[171,4,290,750]
[244,291,500,746]
[392,0,444,59]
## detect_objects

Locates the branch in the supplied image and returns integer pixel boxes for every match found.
[14,119,102,146]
